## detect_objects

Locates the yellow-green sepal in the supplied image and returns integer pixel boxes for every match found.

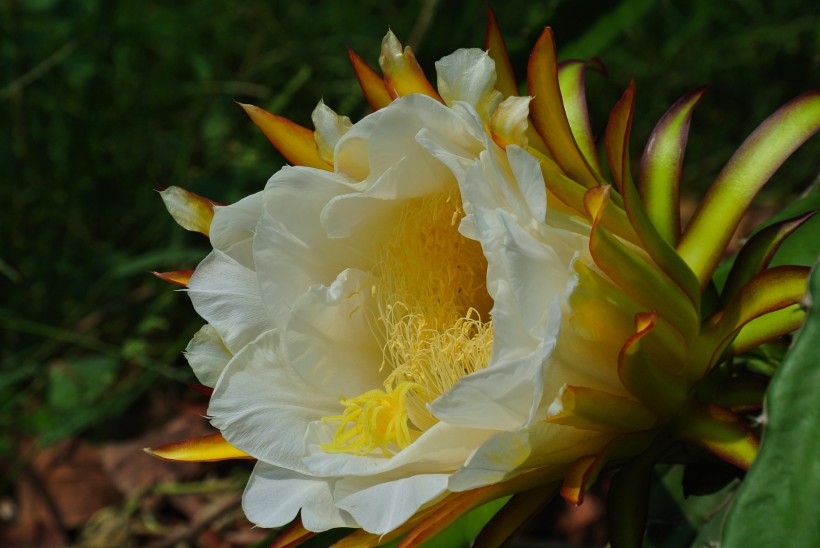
[678,91,820,289]
[721,210,817,305]
[700,266,810,373]
[557,58,606,179]
[675,403,759,471]
[638,87,706,245]
[528,28,602,188]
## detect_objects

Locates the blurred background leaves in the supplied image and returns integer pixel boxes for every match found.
[1,0,818,544]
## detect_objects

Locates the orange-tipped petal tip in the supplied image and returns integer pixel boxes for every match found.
[150,270,193,286]
[159,186,219,236]
[148,432,252,462]
[240,103,332,170]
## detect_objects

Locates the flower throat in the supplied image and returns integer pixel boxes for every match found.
[321,190,493,456]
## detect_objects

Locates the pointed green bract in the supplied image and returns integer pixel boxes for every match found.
[607,435,672,548]
[622,161,702,311]
[528,28,601,188]
[548,385,659,432]
[678,91,820,289]
[617,315,688,416]
[608,466,651,548]
[557,59,605,179]
[396,468,563,548]
[729,304,805,356]
[583,183,641,246]
[722,263,820,547]
[605,80,636,194]
[484,7,518,99]
[676,403,759,470]
[561,433,654,505]
[588,198,699,336]
[722,210,817,304]
[601,85,703,309]
[416,497,510,548]
[639,88,705,246]
[697,375,768,413]
[701,266,810,368]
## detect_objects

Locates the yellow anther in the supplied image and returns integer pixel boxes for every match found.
[321,382,421,457]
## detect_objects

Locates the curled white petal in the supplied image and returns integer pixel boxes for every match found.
[209,191,263,268]
[184,324,231,387]
[243,461,356,531]
[209,329,337,472]
[490,96,532,148]
[187,250,271,353]
[313,100,352,164]
[436,48,502,121]
[335,474,449,534]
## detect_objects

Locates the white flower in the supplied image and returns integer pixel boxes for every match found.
[178,45,622,535]
[153,24,817,546]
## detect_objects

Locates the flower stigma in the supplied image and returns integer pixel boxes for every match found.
[321,190,494,456]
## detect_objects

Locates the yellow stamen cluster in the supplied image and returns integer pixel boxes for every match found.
[321,382,421,457]
[321,190,493,456]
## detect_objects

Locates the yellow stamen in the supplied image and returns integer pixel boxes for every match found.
[322,190,494,456]
[321,382,421,457]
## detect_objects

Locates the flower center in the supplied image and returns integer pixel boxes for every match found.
[321,190,493,456]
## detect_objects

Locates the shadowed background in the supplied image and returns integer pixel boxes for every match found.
[1,0,818,545]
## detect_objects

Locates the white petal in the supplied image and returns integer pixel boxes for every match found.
[448,422,611,492]
[435,49,502,120]
[414,114,487,185]
[361,94,482,181]
[378,30,406,76]
[429,348,549,431]
[507,145,547,223]
[312,100,352,164]
[286,269,384,397]
[209,191,263,268]
[322,95,485,238]
[253,166,372,328]
[334,111,379,181]
[208,329,338,471]
[184,324,232,387]
[243,461,356,531]
[335,473,449,534]
[496,212,567,338]
[320,159,433,239]
[431,209,580,429]
[490,96,532,148]
[187,250,271,353]
[302,421,494,478]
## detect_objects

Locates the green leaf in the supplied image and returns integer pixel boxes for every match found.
[644,465,739,548]
[722,262,820,546]
[419,497,509,548]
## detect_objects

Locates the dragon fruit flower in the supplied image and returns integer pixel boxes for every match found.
[149,10,819,547]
